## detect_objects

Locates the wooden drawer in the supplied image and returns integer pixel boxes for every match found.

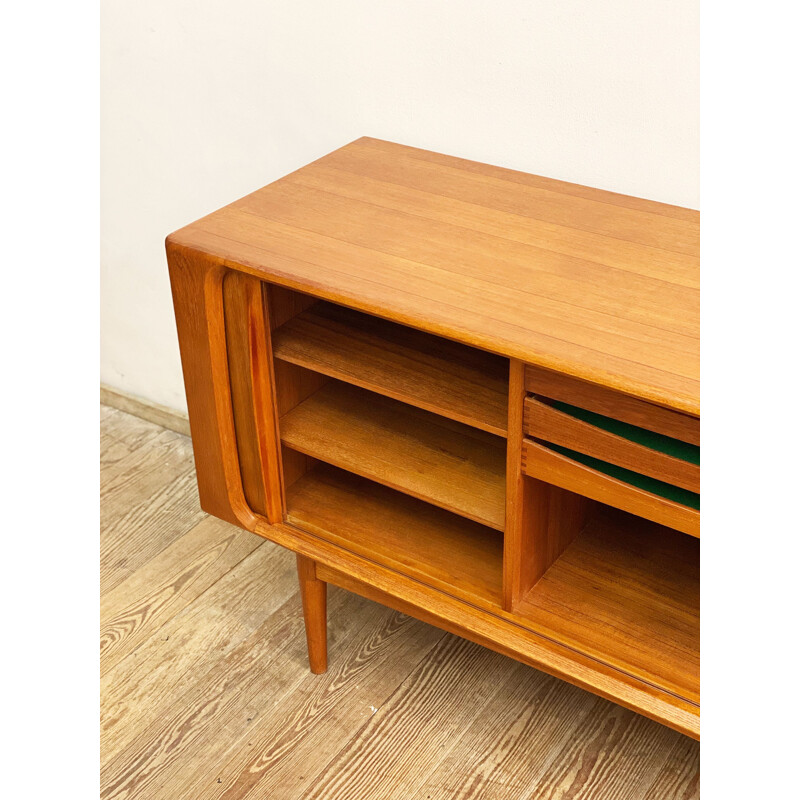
[524,365,699,445]
[523,365,699,538]
[524,397,699,493]
[522,439,700,538]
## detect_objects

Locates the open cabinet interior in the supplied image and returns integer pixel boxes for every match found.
[512,484,699,704]
[231,280,700,731]
[268,285,509,612]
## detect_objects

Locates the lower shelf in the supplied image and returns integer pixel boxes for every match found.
[515,507,699,704]
[282,464,698,728]
[285,463,504,609]
[280,381,507,530]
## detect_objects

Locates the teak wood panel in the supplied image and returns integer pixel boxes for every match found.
[522,440,700,538]
[515,509,699,705]
[167,136,699,416]
[524,397,700,493]
[166,244,262,528]
[272,300,509,436]
[524,364,700,445]
[503,360,586,609]
[280,381,506,530]
[286,463,503,609]
[222,272,284,520]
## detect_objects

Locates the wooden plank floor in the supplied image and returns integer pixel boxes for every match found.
[100,405,700,799]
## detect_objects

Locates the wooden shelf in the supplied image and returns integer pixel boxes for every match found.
[280,381,507,530]
[286,463,503,608]
[273,301,509,436]
[515,507,699,705]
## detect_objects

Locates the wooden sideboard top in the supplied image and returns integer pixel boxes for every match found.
[167,137,699,416]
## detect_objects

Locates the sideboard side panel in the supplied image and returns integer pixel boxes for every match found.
[166,241,256,528]
[223,273,285,523]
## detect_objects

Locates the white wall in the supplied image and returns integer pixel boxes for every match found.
[101,0,699,413]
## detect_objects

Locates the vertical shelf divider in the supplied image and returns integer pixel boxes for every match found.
[503,359,587,611]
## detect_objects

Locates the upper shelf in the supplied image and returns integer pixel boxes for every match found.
[280,381,507,531]
[273,301,509,437]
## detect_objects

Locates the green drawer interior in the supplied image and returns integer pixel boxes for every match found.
[548,400,700,465]
[547,443,700,510]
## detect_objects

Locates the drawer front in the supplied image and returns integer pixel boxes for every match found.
[522,439,700,538]
[524,365,699,445]
[523,364,699,538]
[524,397,700,494]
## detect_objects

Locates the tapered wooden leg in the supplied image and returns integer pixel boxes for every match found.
[296,554,328,673]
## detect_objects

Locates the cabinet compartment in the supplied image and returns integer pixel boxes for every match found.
[522,439,699,537]
[280,379,506,530]
[274,300,509,436]
[522,365,699,538]
[285,461,503,609]
[514,501,699,705]
[244,283,699,735]
[266,286,508,608]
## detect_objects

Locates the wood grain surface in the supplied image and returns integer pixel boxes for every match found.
[286,463,503,609]
[101,405,698,799]
[515,508,699,704]
[273,300,509,435]
[524,396,700,492]
[167,137,699,415]
[280,381,507,530]
[524,364,700,444]
[222,272,284,522]
[523,439,700,537]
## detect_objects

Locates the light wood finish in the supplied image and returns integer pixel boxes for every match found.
[101,411,205,594]
[503,359,531,609]
[296,554,328,674]
[166,140,700,741]
[101,407,699,799]
[280,381,507,530]
[525,364,700,445]
[525,396,700,493]
[222,271,284,520]
[286,463,503,609]
[273,300,509,436]
[523,440,700,538]
[167,242,257,527]
[408,662,685,800]
[503,361,586,609]
[515,508,699,705]
[167,136,699,416]
[100,515,260,676]
[100,384,190,436]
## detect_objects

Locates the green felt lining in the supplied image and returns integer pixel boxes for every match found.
[548,443,700,510]
[549,400,700,465]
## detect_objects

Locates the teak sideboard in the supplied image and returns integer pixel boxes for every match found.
[166,137,700,739]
